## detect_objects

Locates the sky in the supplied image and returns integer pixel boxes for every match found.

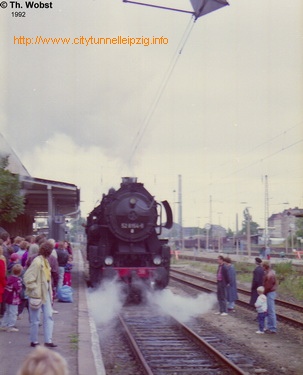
[0,0,302,231]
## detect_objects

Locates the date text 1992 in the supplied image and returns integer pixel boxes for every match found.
[12,12,26,17]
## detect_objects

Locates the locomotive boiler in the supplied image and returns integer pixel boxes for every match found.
[86,177,173,293]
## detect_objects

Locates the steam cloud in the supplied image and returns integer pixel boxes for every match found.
[149,289,217,323]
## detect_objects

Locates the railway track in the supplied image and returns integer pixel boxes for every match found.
[178,253,303,272]
[170,268,303,329]
[118,305,268,375]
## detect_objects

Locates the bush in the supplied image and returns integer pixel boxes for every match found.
[273,262,293,283]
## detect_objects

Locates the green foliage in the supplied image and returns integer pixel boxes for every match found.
[273,261,293,282]
[277,275,303,301]
[239,220,260,235]
[296,218,303,238]
[234,262,254,274]
[69,333,79,350]
[0,155,25,223]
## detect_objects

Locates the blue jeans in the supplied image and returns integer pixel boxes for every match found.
[29,290,54,343]
[58,266,65,289]
[1,304,18,327]
[217,281,227,313]
[257,312,267,332]
[266,291,277,332]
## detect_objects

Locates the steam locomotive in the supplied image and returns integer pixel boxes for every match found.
[85,177,173,294]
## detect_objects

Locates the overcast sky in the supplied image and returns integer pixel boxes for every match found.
[0,0,302,230]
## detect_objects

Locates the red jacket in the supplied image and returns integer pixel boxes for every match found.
[263,269,278,294]
[3,275,22,305]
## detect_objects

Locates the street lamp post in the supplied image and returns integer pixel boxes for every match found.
[205,223,211,251]
[289,223,295,251]
[243,207,252,257]
[235,213,239,255]
[197,217,200,252]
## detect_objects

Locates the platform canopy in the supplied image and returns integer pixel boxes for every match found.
[1,133,80,238]
[0,133,30,177]
[21,176,80,220]
[1,133,80,220]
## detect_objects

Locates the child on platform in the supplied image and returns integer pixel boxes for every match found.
[63,255,73,287]
[254,286,267,334]
[0,263,23,332]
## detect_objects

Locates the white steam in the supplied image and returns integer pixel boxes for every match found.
[88,279,126,325]
[149,289,217,323]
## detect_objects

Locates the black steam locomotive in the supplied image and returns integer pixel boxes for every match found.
[86,177,173,293]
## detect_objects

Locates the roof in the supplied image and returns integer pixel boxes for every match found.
[0,133,30,176]
[21,175,80,219]
[1,133,80,220]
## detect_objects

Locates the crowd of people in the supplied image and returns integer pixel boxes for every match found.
[215,255,278,335]
[0,231,74,348]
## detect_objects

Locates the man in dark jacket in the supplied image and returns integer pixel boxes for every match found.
[249,257,265,306]
[215,255,230,315]
[56,242,68,289]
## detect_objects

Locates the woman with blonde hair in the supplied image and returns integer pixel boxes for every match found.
[17,346,69,375]
[24,241,57,347]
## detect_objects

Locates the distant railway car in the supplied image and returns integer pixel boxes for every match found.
[86,177,173,294]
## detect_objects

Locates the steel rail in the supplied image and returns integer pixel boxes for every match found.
[118,314,154,375]
[174,319,247,375]
[119,311,247,375]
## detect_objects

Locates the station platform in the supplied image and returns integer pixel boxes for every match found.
[0,246,105,375]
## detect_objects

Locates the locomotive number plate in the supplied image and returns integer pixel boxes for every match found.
[121,223,145,229]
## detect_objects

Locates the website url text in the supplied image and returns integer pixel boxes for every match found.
[13,35,169,47]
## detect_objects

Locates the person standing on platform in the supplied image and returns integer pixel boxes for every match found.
[249,257,265,306]
[254,286,267,334]
[0,232,11,265]
[63,255,73,287]
[24,241,57,347]
[56,242,69,290]
[262,260,278,334]
[214,255,230,316]
[225,257,238,312]
[0,263,23,332]
[0,245,7,318]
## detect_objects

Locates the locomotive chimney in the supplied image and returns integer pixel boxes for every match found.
[122,177,138,185]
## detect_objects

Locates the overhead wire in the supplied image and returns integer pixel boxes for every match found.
[208,138,303,187]
[189,123,303,194]
[128,15,196,165]
[212,121,303,173]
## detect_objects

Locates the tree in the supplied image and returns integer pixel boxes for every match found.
[0,155,25,223]
[296,218,303,238]
[240,219,260,235]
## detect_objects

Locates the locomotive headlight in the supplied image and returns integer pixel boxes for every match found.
[153,255,162,265]
[104,256,114,266]
[129,197,136,208]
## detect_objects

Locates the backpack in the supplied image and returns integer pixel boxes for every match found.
[57,285,73,303]
[3,283,14,304]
